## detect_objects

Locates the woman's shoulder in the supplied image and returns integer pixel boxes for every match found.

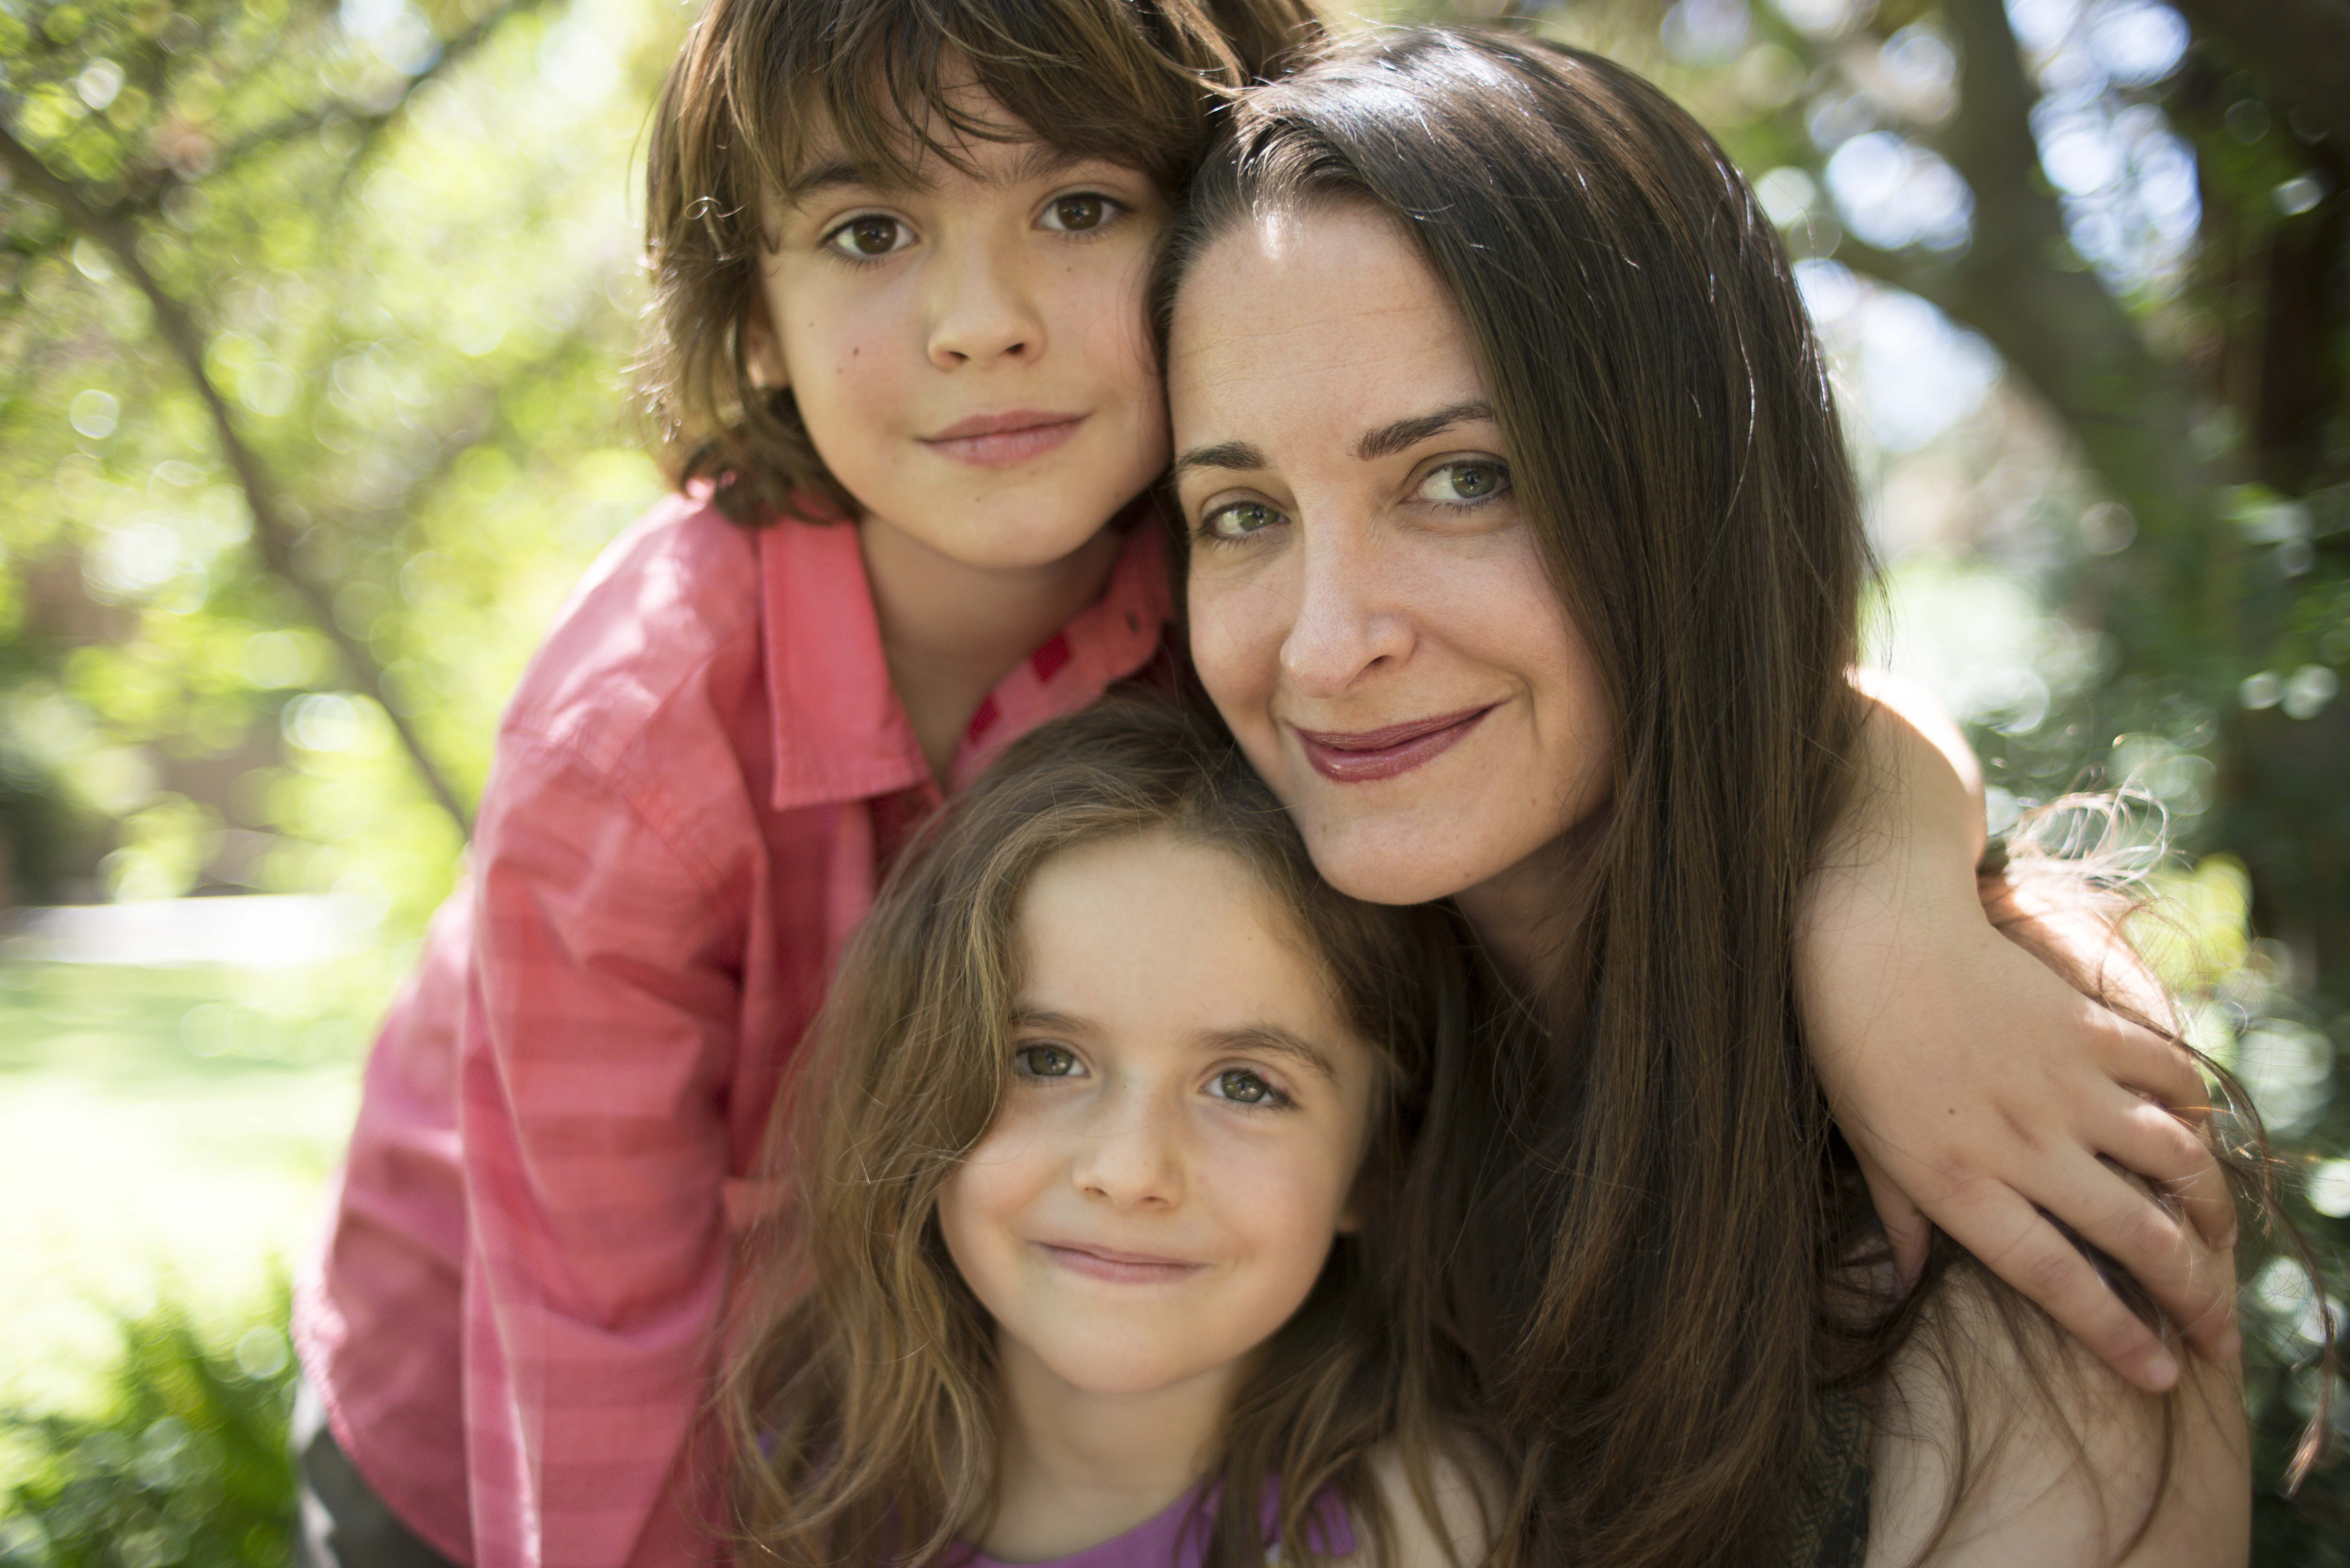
[1862,1264,2248,1568]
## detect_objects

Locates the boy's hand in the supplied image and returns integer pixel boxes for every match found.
[1807,675,2240,1395]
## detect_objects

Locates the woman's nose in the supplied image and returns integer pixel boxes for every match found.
[1279,523,1414,697]
[927,238,1043,369]
[1068,1095,1186,1210]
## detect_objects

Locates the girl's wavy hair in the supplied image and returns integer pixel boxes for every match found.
[640,0,1320,526]
[1154,26,2330,1568]
[718,698,1507,1567]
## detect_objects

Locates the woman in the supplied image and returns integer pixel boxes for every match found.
[1158,28,2288,1565]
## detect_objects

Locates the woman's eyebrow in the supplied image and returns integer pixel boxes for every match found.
[1202,1025,1339,1083]
[1354,400,1496,460]
[1172,440,1267,479]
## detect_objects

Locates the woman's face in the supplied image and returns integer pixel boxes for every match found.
[1169,204,1612,909]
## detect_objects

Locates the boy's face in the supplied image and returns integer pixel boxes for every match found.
[751,94,1170,570]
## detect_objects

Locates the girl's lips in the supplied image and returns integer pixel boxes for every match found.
[920,412,1085,468]
[1036,1241,1204,1285]
[1292,705,1495,784]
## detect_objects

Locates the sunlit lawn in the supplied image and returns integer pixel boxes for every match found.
[0,956,374,1433]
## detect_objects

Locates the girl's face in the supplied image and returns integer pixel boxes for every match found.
[1168,204,1613,909]
[937,829,1377,1402]
[750,87,1170,572]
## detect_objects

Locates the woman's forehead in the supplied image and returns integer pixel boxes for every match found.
[1168,207,1488,447]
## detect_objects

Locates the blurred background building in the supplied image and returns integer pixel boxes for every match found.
[0,0,2344,1559]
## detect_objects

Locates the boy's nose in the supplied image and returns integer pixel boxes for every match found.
[927,246,1044,368]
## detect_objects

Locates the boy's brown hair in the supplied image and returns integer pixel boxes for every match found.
[641,0,1322,527]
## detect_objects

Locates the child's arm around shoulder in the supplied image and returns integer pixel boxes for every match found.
[1798,670,2238,1396]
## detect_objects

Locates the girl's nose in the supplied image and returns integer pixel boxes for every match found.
[1279,521,1414,697]
[927,239,1044,369]
[1068,1097,1186,1210]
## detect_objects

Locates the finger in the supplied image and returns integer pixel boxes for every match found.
[1943,1188,2183,1393]
[1856,1149,1931,1284]
[2097,1088,2238,1252]
[2094,1009,2212,1121]
[2039,1156,2239,1363]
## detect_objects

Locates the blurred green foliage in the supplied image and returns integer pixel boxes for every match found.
[0,1288,297,1568]
[1,0,2346,1558]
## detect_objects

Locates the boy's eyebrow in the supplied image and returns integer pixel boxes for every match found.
[783,158,893,207]
[1202,1025,1339,1083]
[1353,400,1497,461]
[783,144,1106,209]
[1171,440,1268,478]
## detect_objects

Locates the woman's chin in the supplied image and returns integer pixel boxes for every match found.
[1300,817,1497,908]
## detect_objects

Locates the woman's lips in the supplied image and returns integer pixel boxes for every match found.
[1036,1241,1204,1285]
[1292,705,1495,784]
[920,411,1085,468]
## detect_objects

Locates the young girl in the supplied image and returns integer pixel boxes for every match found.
[724,697,1498,1568]
[291,1,2235,1562]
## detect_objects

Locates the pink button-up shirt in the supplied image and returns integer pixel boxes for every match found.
[292,491,1171,1567]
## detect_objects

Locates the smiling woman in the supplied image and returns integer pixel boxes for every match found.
[1158,27,2275,1568]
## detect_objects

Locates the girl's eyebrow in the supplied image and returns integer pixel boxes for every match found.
[1202,1025,1338,1083]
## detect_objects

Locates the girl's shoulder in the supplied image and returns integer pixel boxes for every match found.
[1350,1432,1505,1568]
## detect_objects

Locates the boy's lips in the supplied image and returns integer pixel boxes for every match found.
[1291,705,1496,783]
[920,410,1085,467]
[1035,1240,1205,1285]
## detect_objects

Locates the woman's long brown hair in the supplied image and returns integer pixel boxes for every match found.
[1157,26,2326,1568]
[719,698,1507,1567]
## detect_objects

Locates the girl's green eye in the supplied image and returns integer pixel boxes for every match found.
[1214,1068,1273,1104]
[1202,501,1282,541]
[1015,1044,1080,1079]
[1417,460,1509,505]
[829,215,906,258]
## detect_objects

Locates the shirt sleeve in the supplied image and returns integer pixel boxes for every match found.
[455,730,743,1568]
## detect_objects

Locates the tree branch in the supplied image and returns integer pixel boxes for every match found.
[1891,0,2234,661]
[0,120,476,833]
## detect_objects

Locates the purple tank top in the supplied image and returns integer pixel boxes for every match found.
[958,1480,1356,1568]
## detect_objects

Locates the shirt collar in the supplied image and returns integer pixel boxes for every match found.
[760,504,1173,815]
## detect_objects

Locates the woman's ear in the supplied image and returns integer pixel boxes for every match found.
[741,285,789,391]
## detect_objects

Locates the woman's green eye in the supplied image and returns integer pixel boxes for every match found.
[1015,1044,1079,1078]
[1203,501,1282,541]
[1418,460,1509,505]
[1044,194,1109,232]
[829,216,906,258]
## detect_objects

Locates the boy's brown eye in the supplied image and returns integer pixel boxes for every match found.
[830,216,904,257]
[1049,195,1105,232]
